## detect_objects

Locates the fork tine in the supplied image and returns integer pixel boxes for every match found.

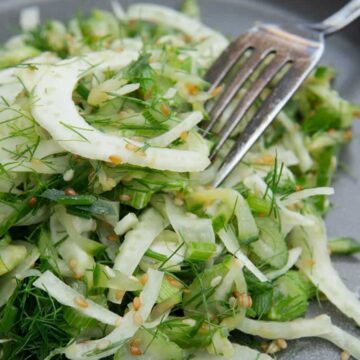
[212,62,313,187]
[203,48,273,135]
[205,33,253,87]
[210,55,290,158]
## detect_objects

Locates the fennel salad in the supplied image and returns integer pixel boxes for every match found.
[0,1,359,359]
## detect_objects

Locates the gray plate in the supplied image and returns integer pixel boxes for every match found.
[0,0,359,359]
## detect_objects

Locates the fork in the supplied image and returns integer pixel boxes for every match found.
[203,0,360,187]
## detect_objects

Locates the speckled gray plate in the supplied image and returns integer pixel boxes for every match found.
[0,0,359,359]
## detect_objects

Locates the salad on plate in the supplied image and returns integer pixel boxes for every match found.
[0,1,360,359]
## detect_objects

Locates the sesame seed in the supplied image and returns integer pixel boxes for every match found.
[255,155,274,165]
[28,196,37,208]
[166,275,182,288]
[159,103,171,116]
[64,187,77,196]
[130,346,142,356]
[236,293,253,308]
[180,131,189,141]
[266,341,280,354]
[115,290,125,301]
[106,234,119,241]
[140,274,148,286]
[210,86,223,97]
[340,351,350,360]
[186,83,199,96]
[133,297,141,311]
[125,143,140,152]
[275,338,287,350]
[74,296,89,308]
[109,155,122,165]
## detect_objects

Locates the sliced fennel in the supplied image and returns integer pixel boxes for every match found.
[237,315,360,359]
[219,226,268,282]
[114,213,138,236]
[289,215,360,326]
[163,195,215,245]
[265,247,302,280]
[281,187,334,206]
[64,268,163,360]
[34,271,121,326]
[126,4,228,59]
[31,50,210,172]
[0,243,39,307]
[112,208,167,276]
[191,343,272,360]
[148,112,203,147]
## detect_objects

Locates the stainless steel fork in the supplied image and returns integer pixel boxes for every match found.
[204,0,360,187]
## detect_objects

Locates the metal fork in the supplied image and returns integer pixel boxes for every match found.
[203,0,360,187]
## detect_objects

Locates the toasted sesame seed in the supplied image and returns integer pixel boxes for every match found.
[160,103,171,117]
[275,338,287,350]
[106,234,119,241]
[236,293,253,308]
[210,86,223,97]
[74,296,89,308]
[266,341,280,354]
[186,83,199,96]
[180,131,189,141]
[125,143,140,152]
[166,275,182,288]
[115,290,125,301]
[340,351,350,360]
[133,297,141,311]
[109,155,122,165]
[130,346,142,356]
[255,155,274,165]
[28,196,37,208]
[64,187,77,196]
[140,274,148,286]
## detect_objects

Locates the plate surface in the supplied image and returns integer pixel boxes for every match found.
[0,1,359,359]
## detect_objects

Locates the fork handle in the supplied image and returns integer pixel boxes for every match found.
[309,0,360,35]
